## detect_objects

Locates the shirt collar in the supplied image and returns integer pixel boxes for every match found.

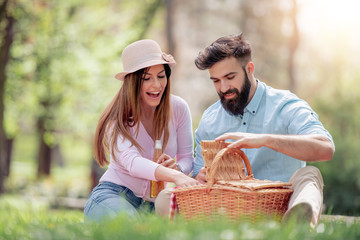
[245,79,264,116]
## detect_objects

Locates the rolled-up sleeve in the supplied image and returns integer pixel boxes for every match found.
[284,99,334,146]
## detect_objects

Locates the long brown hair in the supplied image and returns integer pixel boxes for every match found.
[94,64,172,167]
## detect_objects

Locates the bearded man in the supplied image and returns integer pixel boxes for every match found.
[193,33,335,227]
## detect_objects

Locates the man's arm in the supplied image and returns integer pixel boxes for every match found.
[215,133,334,162]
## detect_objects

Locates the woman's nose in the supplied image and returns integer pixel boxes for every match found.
[153,78,162,87]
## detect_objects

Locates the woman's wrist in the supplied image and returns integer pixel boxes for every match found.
[156,165,183,183]
[176,163,184,173]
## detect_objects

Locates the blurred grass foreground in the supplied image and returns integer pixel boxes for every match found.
[1,133,360,239]
[1,194,360,240]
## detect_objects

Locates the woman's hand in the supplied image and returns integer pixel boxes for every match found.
[154,165,201,187]
[195,167,207,184]
[174,173,201,187]
[156,153,178,170]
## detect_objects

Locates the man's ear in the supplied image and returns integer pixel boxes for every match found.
[246,62,254,75]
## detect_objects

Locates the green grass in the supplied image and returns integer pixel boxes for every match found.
[4,133,360,239]
[1,195,359,240]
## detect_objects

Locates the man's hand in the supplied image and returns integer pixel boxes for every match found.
[215,132,266,149]
[195,167,207,184]
[215,132,334,162]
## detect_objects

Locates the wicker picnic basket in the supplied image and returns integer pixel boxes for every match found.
[173,140,293,222]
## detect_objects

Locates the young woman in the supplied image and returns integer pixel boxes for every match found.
[84,39,199,221]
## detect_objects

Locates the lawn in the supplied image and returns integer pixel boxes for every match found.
[2,134,359,239]
[1,194,359,240]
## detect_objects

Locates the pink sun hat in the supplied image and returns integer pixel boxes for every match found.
[114,39,176,80]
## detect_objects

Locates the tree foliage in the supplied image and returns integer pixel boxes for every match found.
[311,89,360,215]
[4,0,165,178]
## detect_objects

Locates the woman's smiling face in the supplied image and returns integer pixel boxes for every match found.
[140,64,167,109]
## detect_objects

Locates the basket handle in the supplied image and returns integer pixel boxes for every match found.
[223,147,253,177]
[207,147,254,189]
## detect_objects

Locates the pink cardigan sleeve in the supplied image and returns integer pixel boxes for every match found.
[173,96,194,174]
[111,137,159,181]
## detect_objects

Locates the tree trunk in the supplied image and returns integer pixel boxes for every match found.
[0,0,14,193]
[165,0,176,54]
[0,89,6,193]
[36,115,52,177]
[4,137,14,176]
[90,156,105,191]
[37,137,52,177]
[136,0,163,40]
[288,0,299,93]
[89,133,105,191]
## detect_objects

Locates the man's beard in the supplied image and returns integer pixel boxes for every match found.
[219,73,251,116]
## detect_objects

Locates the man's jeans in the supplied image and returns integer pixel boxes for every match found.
[84,181,154,222]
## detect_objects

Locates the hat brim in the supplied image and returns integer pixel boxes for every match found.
[115,59,176,81]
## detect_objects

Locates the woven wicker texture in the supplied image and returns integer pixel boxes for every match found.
[207,147,254,187]
[217,179,292,191]
[174,184,293,222]
[200,140,230,168]
[174,140,293,222]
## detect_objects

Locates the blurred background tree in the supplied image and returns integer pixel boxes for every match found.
[0,0,14,193]
[0,0,359,216]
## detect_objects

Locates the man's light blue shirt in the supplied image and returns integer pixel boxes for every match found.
[193,80,334,182]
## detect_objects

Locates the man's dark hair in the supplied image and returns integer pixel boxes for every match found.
[195,33,252,70]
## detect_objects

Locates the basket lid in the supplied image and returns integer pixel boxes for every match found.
[216,179,292,191]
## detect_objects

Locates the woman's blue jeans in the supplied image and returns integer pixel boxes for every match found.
[84,181,154,222]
